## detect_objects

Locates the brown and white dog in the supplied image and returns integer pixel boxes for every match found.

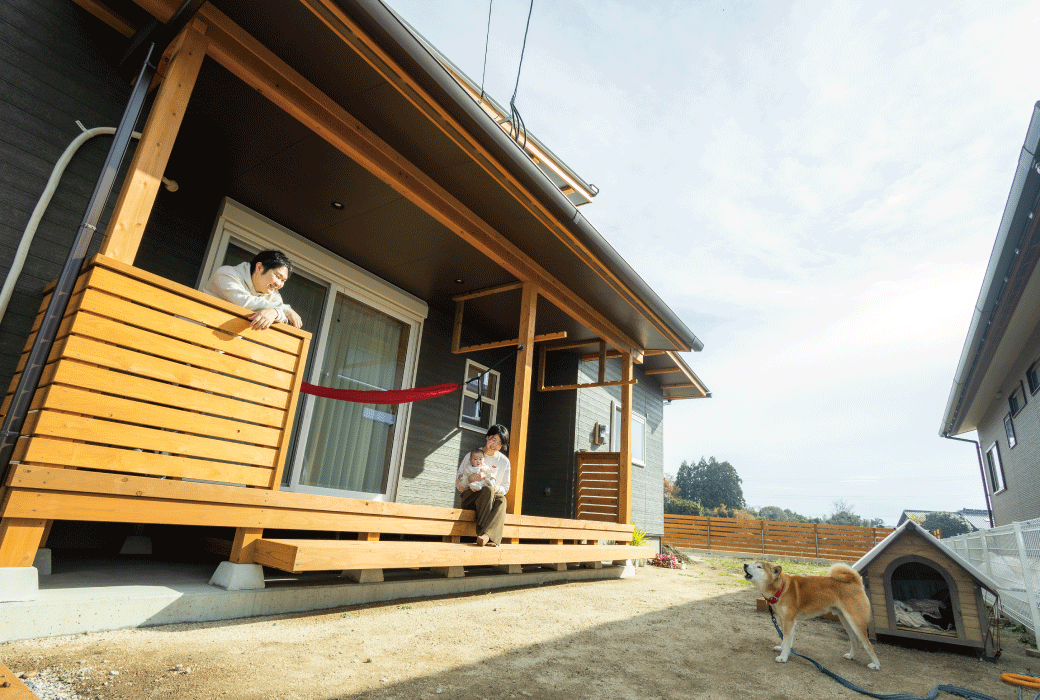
[743,560,880,670]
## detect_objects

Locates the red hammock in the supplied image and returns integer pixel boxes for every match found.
[300,382,461,405]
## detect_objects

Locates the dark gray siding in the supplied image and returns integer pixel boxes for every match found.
[522,351,578,519]
[0,0,133,393]
[396,307,515,508]
[574,358,665,536]
[977,316,1040,526]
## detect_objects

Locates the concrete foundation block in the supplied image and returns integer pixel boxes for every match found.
[542,562,567,571]
[0,567,38,602]
[430,566,465,578]
[615,560,637,578]
[494,564,522,574]
[581,561,604,569]
[209,561,265,591]
[341,568,383,583]
[33,548,52,576]
[119,535,152,555]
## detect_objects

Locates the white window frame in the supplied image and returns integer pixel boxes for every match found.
[610,401,645,467]
[459,359,499,433]
[199,199,428,502]
[985,443,1006,494]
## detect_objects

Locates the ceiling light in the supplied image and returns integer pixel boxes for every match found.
[331,201,344,210]
[455,278,464,284]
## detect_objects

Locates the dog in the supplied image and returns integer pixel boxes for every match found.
[743,559,880,670]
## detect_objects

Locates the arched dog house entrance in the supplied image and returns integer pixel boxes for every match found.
[885,555,960,638]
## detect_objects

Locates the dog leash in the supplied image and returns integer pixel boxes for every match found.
[767,606,1008,700]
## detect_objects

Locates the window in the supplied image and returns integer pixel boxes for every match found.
[1004,413,1016,448]
[1027,361,1040,395]
[200,199,427,501]
[610,402,646,466]
[1008,383,1026,417]
[459,360,499,433]
[985,444,1006,494]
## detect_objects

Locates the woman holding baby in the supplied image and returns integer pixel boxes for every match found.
[456,424,511,547]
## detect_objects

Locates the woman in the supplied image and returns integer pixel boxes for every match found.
[456,424,511,547]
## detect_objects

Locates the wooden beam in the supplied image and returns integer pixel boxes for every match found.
[618,352,633,525]
[580,350,647,363]
[73,0,136,36]
[0,518,47,567]
[453,332,566,355]
[230,527,262,564]
[507,282,537,516]
[98,22,209,263]
[538,379,637,393]
[645,367,682,375]
[598,341,606,384]
[451,281,523,302]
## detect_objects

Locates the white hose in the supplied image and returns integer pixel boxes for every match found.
[0,124,178,323]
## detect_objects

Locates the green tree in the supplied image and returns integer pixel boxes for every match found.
[756,505,816,523]
[921,511,973,538]
[663,474,678,502]
[664,498,704,516]
[674,457,745,510]
[826,499,868,526]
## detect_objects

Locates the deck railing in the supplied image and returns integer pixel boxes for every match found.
[575,452,621,522]
[663,514,893,562]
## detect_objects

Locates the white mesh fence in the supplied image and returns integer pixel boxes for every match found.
[945,518,1040,649]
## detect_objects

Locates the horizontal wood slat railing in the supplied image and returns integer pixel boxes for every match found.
[0,256,649,576]
[575,452,621,523]
[663,515,894,562]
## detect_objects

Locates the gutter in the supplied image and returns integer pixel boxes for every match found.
[940,100,1040,436]
[351,0,703,352]
[941,434,994,529]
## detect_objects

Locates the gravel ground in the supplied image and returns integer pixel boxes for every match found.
[4,553,1037,700]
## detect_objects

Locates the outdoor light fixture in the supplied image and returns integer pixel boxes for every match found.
[331,201,344,210]
[455,278,464,284]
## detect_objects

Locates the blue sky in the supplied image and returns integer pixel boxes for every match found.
[386,0,1040,525]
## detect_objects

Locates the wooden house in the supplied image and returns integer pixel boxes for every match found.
[853,520,1001,656]
[0,0,709,602]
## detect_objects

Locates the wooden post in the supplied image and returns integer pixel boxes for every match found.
[0,518,47,567]
[229,527,262,564]
[98,22,209,263]
[506,281,537,515]
[617,351,633,525]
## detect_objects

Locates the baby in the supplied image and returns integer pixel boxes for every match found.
[462,448,497,492]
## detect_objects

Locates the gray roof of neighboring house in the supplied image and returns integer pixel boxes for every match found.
[897,508,991,531]
[853,520,1000,595]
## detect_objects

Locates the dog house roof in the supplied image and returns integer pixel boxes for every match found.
[852,520,1000,595]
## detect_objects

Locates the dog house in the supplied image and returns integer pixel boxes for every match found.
[853,521,1001,657]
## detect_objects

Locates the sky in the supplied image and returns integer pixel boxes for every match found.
[384,0,1040,526]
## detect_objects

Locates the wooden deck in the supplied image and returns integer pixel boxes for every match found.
[0,256,648,587]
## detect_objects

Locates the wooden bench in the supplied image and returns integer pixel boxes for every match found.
[0,256,649,588]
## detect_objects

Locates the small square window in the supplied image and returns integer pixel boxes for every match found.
[985,443,1006,494]
[459,360,499,433]
[1008,382,1026,417]
[1027,361,1040,395]
[610,402,646,466]
[1004,413,1016,449]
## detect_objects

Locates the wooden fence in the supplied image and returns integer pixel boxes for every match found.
[663,514,894,562]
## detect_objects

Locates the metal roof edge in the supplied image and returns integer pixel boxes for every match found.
[853,521,1001,594]
[351,0,701,351]
[940,100,1040,436]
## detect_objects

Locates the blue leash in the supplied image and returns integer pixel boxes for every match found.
[767,606,1007,700]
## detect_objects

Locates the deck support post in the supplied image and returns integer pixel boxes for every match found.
[432,536,465,577]
[341,569,384,583]
[507,282,538,516]
[618,352,634,525]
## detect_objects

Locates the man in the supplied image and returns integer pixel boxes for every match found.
[204,250,303,330]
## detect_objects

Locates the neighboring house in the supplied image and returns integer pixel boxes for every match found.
[0,0,709,594]
[941,101,1040,528]
[896,510,989,533]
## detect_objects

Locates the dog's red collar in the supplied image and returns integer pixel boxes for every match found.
[767,582,785,605]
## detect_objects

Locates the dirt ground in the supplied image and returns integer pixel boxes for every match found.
[3,553,1037,700]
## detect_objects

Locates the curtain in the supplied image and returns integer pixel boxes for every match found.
[298,292,409,494]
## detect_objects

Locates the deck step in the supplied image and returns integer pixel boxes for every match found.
[253,539,653,573]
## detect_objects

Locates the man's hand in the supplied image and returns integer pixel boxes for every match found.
[286,309,303,328]
[249,308,279,330]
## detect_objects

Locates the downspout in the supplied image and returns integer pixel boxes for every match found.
[0,125,178,324]
[942,433,995,528]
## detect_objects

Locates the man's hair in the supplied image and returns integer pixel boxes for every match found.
[251,250,293,276]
